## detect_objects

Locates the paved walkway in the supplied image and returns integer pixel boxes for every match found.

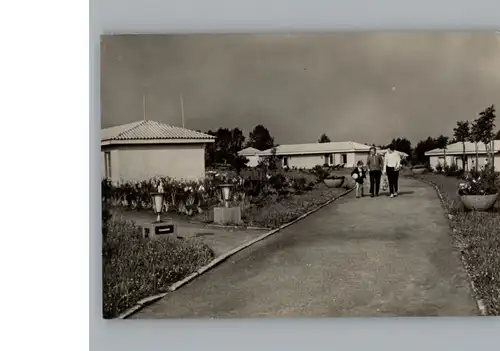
[132,177,478,318]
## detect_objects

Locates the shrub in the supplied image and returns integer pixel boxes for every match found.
[444,163,463,177]
[291,176,308,192]
[102,215,214,318]
[443,163,450,174]
[311,165,330,182]
[102,179,113,242]
[435,163,443,173]
[425,162,433,173]
[268,173,291,197]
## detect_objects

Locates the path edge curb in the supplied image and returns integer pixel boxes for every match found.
[188,221,271,231]
[118,187,353,319]
[411,176,488,317]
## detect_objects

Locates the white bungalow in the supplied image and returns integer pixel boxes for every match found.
[425,141,500,170]
[237,147,261,167]
[257,141,371,169]
[101,120,215,182]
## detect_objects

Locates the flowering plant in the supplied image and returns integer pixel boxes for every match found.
[457,168,499,196]
[102,177,210,215]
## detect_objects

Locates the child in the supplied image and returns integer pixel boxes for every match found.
[351,160,367,198]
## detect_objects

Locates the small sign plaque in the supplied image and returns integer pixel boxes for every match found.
[141,220,176,239]
[155,224,175,235]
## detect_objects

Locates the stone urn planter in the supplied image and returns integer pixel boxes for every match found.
[323,176,344,188]
[459,193,498,211]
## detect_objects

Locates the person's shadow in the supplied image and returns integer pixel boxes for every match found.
[395,191,414,196]
[377,190,415,196]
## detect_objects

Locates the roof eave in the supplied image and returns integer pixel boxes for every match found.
[101,138,215,146]
[259,149,370,156]
[425,150,498,156]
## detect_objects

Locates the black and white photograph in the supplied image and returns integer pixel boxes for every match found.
[100,32,500,319]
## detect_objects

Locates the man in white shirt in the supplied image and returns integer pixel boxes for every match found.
[383,145,401,198]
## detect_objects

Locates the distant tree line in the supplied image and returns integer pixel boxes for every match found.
[203,105,498,172]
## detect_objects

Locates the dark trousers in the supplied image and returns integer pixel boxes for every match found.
[369,170,382,195]
[386,167,399,194]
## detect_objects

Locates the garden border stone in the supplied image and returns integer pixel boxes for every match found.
[410,175,488,316]
[118,186,354,319]
[188,221,271,231]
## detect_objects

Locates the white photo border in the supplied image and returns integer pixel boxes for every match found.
[90,1,500,351]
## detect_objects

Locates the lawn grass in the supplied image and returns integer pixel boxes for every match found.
[102,214,215,318]
[414,173,500,315]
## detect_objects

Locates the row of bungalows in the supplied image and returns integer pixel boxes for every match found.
[100,120,412,182]
[238,142,409,169]
[425,140,500,170]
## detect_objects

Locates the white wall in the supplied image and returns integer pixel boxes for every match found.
[354,152,370,167]
[101,149,120,181]
[101,143,207,182]
[284,154,325,169]
[245,155,260,167]
[429,154,500,171]
[281,152,362,169]
[101,152,105,179]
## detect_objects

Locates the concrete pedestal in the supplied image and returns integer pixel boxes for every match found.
[213,206,242,225]
[141,219,177,240]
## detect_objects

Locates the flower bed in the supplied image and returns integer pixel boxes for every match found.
[102,167,351,229]
[413,173,500,315]
[102,215,214,319]
[193,182,348,228]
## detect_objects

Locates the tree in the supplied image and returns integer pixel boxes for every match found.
[205,127,248,171]
[469,120,481,170]
[435,135,450,166]
[258,146,280,171]
[246,125,275,151]
[476,105,496,169]
[453,121,470,171]
[318,134,331,143]
[414,136,444,166]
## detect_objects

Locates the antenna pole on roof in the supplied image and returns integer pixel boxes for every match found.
[142,94,146,121]
[180,94,185,128]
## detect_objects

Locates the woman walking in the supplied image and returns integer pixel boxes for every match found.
[383,146,401,198]
[366,145,383,197]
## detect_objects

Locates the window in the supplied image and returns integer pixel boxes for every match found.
[341,154,347,164]
[283,157,289,167]
[105,152,112,179]
[329,154,333,165]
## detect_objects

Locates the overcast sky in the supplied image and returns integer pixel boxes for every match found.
[101,32,500,146]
